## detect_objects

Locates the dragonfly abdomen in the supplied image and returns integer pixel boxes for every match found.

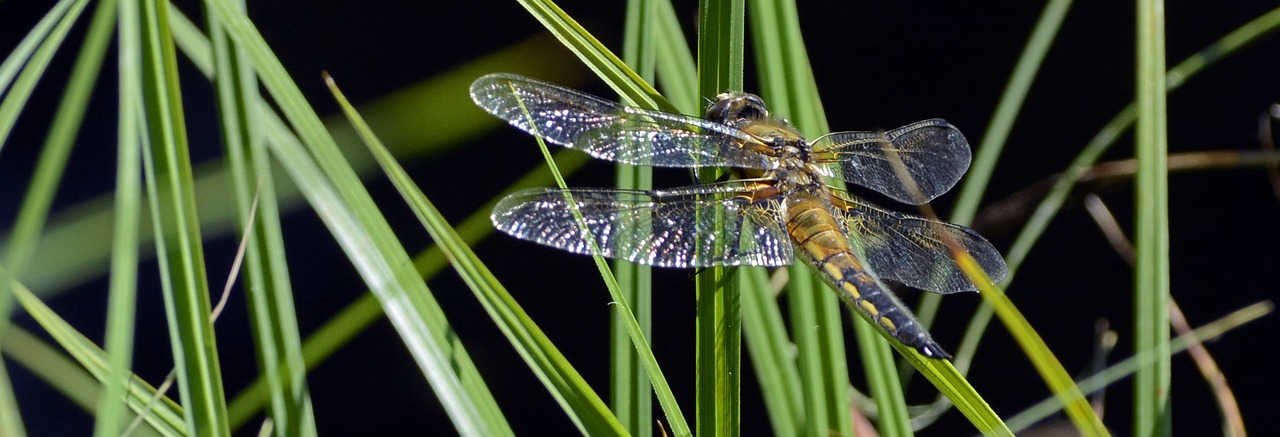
[787,197,952,359]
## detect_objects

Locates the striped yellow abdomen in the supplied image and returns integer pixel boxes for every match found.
[786,195,949,358]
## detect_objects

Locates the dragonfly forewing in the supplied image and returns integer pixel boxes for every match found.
[470,73,775,170]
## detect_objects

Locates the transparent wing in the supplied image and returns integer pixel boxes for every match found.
[830,189,1008,294]
[809,119,971,204]
[471,73,776,169]
[492,182,794,268]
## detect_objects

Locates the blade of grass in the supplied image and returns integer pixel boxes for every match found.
[513,0,676,112]
[739,269,803,437]
[97,0,141,433]
[207,1,317,435]
[695,0,745,435]
[5,326,168,437]
[224,148,589,427]
[1133,0,1171,435]
[9,280,187,435]
[746,1,855,435]
[138,0,230,433]
[0,1,94,432]
[1005,301,1271,433]
[612,0,657,435]
[204,0,514,433]
[330,75,635,435]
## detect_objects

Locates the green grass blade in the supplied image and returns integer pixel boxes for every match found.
[1133,0,1171,435]
[10,282,187,435]
[513,0,676,112]
[4,327,165,437]
[330,78,634,435]
[204,1,513,433]
[207,2,317,435]
[745,1,853,435]
[0,7,97,432]
[0,0,91,152]
[612,0,658,435]
[224,148,591,428]
[739,269,802,437]
[919,0,1075,379]
[651,0,698,113]
[695,1,745,435]
[0,0,78,98]
[12,23,577,297]
[138,0,230,433]
[97,0,142,433]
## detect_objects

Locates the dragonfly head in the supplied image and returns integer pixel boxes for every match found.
[706,92,770,128]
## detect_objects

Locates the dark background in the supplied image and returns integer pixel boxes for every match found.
[2,1,1278,435]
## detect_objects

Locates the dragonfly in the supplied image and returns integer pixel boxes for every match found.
[470,73,1008,359]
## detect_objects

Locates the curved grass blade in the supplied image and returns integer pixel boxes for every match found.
[329,76,632,435]
[9,282,186,435]
[204,0,511,434]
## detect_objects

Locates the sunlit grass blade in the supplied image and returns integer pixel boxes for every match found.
[953,254,1105,435]
[949,0,1074,225]
[224,148,590,427]
[206,2,316,435]
[512,0,675,112]
[9,283,186,435]
[651,0,698,113]
[0,0,78,98]
[203,0,513,433]
[1133,0,1171,435]
[0,4,96,430]
[923,0,1074,374]
[0,0,91,151]
[329,76,636,435]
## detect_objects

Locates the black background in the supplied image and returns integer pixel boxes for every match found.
[2,1,1278,435]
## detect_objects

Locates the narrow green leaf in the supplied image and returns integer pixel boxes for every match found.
[1133,0,1171,435]
[745,1,853,435]
[138,0,229,433]
[330,76,633,435]
[206,1,317,435]
[203,1,511,434]
[612,1,657,435]
[739,268,802,437]
[10,281,187,435]
[98,0,141,433]
[695,1,745,435]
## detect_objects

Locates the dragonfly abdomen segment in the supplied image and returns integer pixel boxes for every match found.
[787,198,952,359]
